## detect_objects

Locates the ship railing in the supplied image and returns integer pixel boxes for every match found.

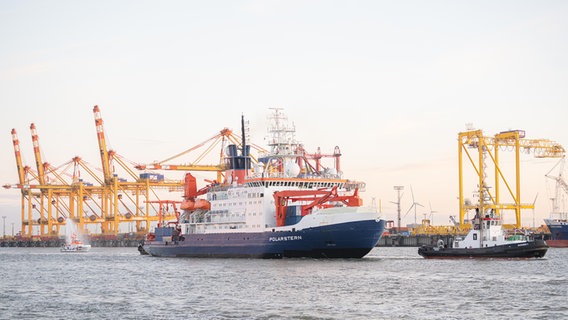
[246,172,343,180]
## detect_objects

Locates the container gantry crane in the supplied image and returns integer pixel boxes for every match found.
[458,129,565,228]
[5,106,186,239]
[91,105,183,236]
[6,125,89,238]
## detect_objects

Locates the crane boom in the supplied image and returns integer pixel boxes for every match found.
[135,163,226,171]
[11,128,26,185]
[93,105,112,183]
[30,123,47,186]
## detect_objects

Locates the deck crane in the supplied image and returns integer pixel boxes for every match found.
[458,129,565,228]
[272,186,362,227]
[300,146,342,175]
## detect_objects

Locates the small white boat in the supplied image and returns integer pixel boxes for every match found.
[61,240,91,252]
[61,232,91,252]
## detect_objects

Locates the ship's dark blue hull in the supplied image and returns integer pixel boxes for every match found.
[143,219,385,259]
[545,220,568,247]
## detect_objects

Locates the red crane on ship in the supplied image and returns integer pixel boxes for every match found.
[273,186,362,227]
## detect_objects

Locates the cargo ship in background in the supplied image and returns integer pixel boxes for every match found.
[141,109,386,258]
[544,157,568,247]
[544,217,568,247]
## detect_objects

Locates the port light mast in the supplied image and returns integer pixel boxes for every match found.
[392,186,404,234]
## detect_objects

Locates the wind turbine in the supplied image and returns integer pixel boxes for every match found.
[428,201,437,225]
[404,185,423,225]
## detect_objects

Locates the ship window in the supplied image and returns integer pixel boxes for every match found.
[260,193,264,197]
[473,233,477,240]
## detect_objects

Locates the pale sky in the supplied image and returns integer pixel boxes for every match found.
[1,1,567,233]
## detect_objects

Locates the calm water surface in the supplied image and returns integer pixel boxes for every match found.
[0,246,566,319]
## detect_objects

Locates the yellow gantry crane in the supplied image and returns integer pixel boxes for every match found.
[90,105,184,236]
[5,125,73,238]
[5,106,187,239]
[134,128,233,182]
[458,129,565,228]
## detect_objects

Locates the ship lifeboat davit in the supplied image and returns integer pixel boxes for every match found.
[181,198,211,211]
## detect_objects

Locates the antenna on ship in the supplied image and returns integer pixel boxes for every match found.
[241,113,246,156]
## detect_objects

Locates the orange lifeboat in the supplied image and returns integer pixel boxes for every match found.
[181,198,211,211]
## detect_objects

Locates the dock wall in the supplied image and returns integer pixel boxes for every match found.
[377,234,455,247]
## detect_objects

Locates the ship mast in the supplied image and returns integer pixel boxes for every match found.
[266,107,300,158]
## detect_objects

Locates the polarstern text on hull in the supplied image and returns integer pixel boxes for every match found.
[142,108,386,258]
[269,236,302,242]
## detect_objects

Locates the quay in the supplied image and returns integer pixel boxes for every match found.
[1,233,551,248]
[377,234,455,247]
[0,235,144,248]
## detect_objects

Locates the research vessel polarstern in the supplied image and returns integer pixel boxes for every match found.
[141,109,386,258]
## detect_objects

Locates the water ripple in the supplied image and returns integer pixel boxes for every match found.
[0,247,566,319]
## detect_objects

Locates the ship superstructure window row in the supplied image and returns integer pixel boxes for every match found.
[245,180,346,189]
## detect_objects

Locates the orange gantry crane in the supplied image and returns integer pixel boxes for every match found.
[458,128,565,228]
